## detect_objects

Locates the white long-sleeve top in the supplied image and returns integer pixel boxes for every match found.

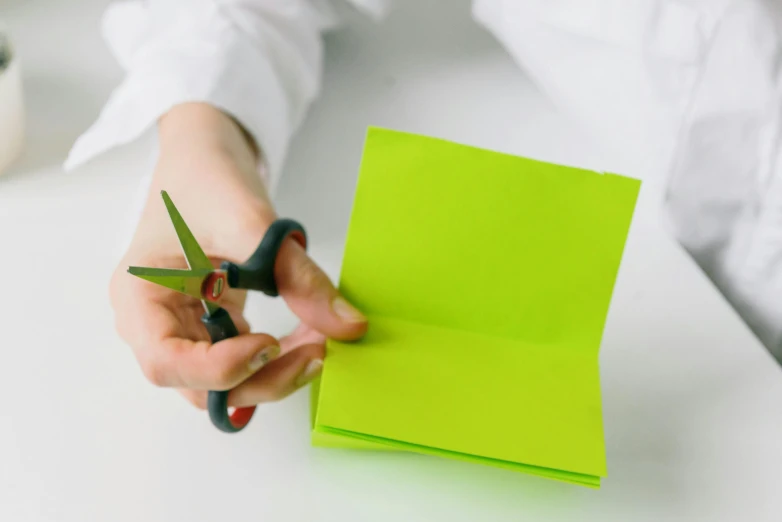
[65,0,782,362]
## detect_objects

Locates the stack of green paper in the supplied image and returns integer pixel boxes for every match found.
[310,127,641,488]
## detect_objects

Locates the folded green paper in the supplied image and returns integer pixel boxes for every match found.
[311,127,641,488]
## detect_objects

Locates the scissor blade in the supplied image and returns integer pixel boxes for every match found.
[161,191,213,272]
[127,266,211,300]
[160,191,219,315]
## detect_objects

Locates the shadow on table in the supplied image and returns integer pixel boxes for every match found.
[305,379,712,518]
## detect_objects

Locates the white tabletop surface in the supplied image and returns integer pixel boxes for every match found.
[2,1,781,521]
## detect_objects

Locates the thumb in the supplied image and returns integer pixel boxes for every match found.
[274,238,367,340]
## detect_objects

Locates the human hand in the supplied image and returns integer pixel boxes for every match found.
[109,103,367,410]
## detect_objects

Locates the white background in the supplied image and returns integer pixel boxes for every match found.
[1,1,781,521]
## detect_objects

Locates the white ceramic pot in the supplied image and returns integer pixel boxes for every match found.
[0,31,25,176]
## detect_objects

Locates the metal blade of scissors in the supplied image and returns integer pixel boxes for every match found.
[160,190,219,315]
[127,267,214,301]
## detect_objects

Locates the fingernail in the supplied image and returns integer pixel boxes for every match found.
[249,345,280,372]
[332,297,366,323]
[295,359,324,388]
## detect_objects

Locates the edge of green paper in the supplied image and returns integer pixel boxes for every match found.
[311,424,601,488]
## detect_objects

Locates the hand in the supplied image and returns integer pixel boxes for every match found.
[109,103,368,410]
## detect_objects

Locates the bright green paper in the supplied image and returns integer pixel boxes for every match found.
[311,127,641,488]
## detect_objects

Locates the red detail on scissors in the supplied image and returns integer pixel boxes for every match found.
[202,270,228,302]
[290,230,307,249]
[230,406,255,430]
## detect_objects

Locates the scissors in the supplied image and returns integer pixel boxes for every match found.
[127,190,307,433]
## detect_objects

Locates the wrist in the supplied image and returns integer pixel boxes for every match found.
[133,166,277,264]
[158,102,260,175]
[129,103,277,261]
[154,103,269,200]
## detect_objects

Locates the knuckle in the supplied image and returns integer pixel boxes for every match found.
[183,391,208,410]
[265,384,292,403]
[292,257,325,292]
[208,362,240,390]
[138,353,167,387]
[230,208,276,252]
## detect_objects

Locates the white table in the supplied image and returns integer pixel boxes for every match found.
[1,1,781,521]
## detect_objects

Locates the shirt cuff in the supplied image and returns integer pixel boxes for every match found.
[64,1,292,196]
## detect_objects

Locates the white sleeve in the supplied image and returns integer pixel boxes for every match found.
[472,0,715,172]
[473,0,782,357]
[64,0,344,194]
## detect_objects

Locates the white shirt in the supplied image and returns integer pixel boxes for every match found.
[64,0,782,363]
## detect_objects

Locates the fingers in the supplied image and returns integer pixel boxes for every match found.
[180,342,325,409]
[143,333,281,390]
[279,322,326,354]
[113,259,283,391]
[232,343,324,406]
[275,238,368,341]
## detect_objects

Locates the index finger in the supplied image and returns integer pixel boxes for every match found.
[112,272,280,390]
[274,238,368,341]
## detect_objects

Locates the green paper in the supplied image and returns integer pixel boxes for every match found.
[311,127,641,488]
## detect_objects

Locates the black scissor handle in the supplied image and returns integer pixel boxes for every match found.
[202,308,253,433]
[205,218,307,433]
[220,218,307,296]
